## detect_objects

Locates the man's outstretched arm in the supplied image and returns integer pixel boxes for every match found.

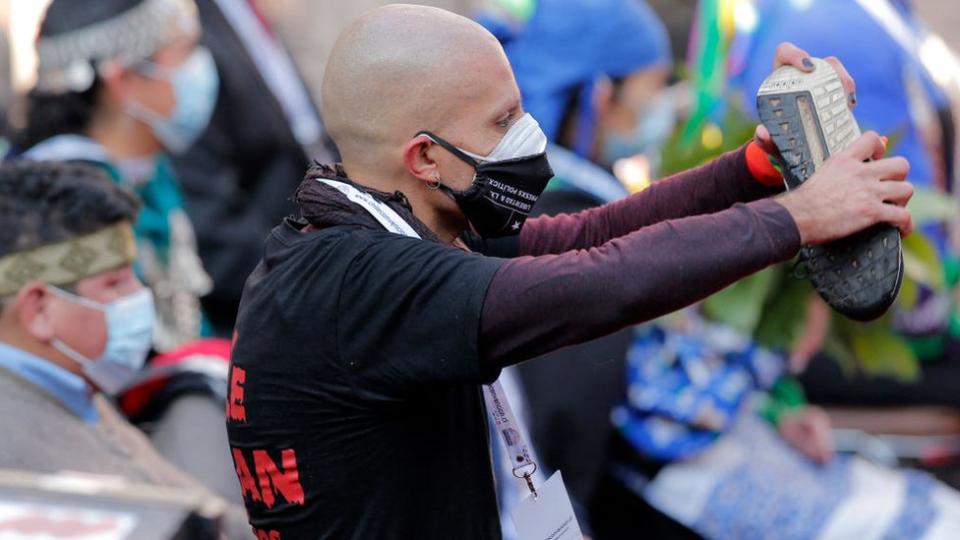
[485,198,797,363]
[519,142,782,255]
[481,132,912,367]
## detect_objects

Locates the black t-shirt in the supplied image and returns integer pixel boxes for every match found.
[227,220,505,539]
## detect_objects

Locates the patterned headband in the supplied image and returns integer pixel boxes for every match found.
[0,223,137,297]
[35,0,198,94]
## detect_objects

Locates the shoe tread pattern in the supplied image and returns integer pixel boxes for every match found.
[757,59,902,321]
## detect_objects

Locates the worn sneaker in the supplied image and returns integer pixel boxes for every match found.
[757,58,902,322]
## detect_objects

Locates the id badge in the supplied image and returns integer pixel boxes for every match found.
[510,471,583,540]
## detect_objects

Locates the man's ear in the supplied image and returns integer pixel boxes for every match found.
[97,59,131,104]
[402,135,441,186]
[15,283,56,342]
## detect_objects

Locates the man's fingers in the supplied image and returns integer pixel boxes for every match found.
[866,156,911,181]
[824,56,857,105]
[755,124,770,142]
[901,216,914,237]
[754,124,779,155]
[875,180,914,206]
[877,204,913,235]
[844,131,885,161]
[774,42,814,71]
[873,136,890,160]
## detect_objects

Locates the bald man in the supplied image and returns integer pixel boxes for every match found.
[226,5,913,538]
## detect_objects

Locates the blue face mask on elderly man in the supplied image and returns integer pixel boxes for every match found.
[49,287,155,395]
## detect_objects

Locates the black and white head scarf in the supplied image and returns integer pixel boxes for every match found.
[35,0,199,94]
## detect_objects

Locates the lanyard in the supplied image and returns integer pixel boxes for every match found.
[317,179,541,495]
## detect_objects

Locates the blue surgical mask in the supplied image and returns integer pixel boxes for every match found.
[126,46,220,154]
[49,287,155,394]
[600,91,676,170]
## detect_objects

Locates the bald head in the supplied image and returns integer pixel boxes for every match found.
[322,4,518,172]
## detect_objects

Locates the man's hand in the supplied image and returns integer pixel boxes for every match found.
[776,131,913,245]
[779,406,835,464]
[755,42,857,155]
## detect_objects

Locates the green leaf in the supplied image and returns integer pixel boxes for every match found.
[902,233,945,289]
[826,313,922,382]
[822,329,858,377]
[907,187,959,226]
[661,104,757,176]
[493,0,537,21]
[849,328,920,382]
[702,268,776,333]
[754,267,814,351]
[897,275,920,310]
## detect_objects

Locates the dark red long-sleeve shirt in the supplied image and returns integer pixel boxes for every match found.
[480,145,800,365]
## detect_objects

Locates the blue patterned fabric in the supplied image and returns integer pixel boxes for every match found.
[613,316,784,461]
[882,473,938,540]
[694,431,851,539]
[613,315,960,538]
[634,413,957,539]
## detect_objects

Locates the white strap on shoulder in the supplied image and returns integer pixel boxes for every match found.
[317,179,422,239]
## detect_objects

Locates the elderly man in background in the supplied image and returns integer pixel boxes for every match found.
[0,161,248,538]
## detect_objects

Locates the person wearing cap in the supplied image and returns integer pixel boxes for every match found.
[0,160,249,539]
[227,5,914,538]
[493,0,674,173]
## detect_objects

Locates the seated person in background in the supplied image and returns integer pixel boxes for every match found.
[11,0,238,503]
[0,161,248,538]
[593,311,960,540]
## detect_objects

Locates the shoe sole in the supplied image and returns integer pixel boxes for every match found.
[757,58,902,322]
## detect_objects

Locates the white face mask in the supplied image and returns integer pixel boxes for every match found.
[49,287,155,394]
[457,112,549,162]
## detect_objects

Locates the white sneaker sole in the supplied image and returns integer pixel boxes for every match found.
[757,58,902,322]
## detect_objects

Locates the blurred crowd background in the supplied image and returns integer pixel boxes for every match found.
[2,0,960,538]
[0,0,958,105]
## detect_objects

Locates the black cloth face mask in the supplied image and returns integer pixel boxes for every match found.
[417,115,554,238]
